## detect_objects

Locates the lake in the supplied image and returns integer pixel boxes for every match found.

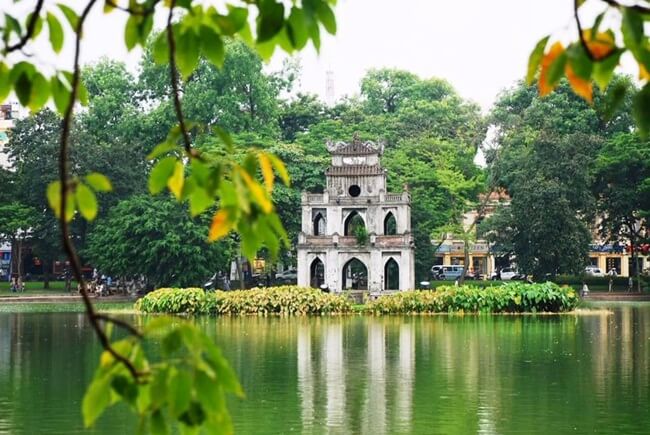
[1,303,650,434]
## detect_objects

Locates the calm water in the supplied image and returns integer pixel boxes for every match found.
[1,304,650,434]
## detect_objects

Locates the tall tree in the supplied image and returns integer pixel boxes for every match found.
[85,195,233,288]
[593,133,650,290]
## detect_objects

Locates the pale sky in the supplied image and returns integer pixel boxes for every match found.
[9,0,635,111]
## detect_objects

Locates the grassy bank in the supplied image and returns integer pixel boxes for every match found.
[136,283,578,315]
[0,280,76,297]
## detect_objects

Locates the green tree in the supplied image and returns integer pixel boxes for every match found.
[0,202,37,279]
[360,68,418,114]
[85,195,233,288]
[593,133,650,291]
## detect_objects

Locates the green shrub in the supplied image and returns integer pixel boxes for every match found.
[135,286,353,315]
[553,274,647,287]
[134,287,207,314]
[365,282,578,314]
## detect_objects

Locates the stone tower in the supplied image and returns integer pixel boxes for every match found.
[297,135,415,293]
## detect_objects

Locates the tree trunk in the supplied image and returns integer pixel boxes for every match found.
[459,240,469,286]
[42,258,50,289]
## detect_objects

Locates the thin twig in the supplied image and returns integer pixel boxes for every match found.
[575,0,597,61]
[166,0,199,158]
[5,0,45,53]
[601,0,650,14]
[105,0,160,16]
[58,0,143,380]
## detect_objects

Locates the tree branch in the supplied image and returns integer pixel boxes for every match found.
[166,0,198,159]
[58,0,143,380]
[600,0,650,14]
[575,0,597,61]
[104,0,161,16]
[5,0,45,53]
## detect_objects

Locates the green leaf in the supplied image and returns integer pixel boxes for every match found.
[111,375,138,405]
[168,369,192,418]
[633,83,650,137]
[309,19,321,51]
[593,48,623,91]
[316,1,336,35]
[212,6,248,35]
[547,51,567,87]
[257,0,285,43]
[176,29,200,79]
[50,75,71,115]
[566,43,593,80]
[189,188,213,217]
[287,7,308,49]
[152,32,169,65]
[167,161,185,200]
[14,72,32,107]
[148,141,177,160]
[86,172,113,192]
[527,35,549,85]
[76,183,98,221]
[125,15,139,51]
[46,12,64,53]
[622,8,643,48]
[150,410,169,435]
[149,157,178,194]
[139,15,154,45]
[82,375,112,427]
[57,3,79,29]
[28,72,50,112]
[0,63,10,101]
[200,25,225,68]
[78,80,89,106]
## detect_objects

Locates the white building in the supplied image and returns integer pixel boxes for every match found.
[297,135,415,292]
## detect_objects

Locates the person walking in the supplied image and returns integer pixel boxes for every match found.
[608,268,616,292]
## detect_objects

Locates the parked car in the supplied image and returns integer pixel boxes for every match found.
[431,265,444,280]
[491,267,518,281]
[585,266,604,277]
[439,265,465,280]
[276,268,297,284]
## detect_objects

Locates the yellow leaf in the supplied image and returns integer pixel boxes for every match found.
[582,30,615,60]
[209,209,233,241]
[258,153,274,192]
[539,42,564,97]
[267,153,290,186]
[640,63,650,81]
[167,161,184,200]
[566,64,593,103]
[239,168,273,214]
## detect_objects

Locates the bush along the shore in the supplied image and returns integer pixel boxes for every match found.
[364,282,579,314]
[135,286,353,315]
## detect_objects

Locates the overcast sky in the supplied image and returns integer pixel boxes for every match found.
[55,0,580,111]
[12,0,635,112]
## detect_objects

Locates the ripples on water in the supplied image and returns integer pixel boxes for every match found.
[1,304,650,434]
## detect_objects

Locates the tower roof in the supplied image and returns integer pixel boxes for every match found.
[326,133,384,156]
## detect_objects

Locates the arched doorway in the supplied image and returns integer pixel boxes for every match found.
[310,258,325,288]
[384,212,397,235]
[384,258,399,290]
[344,211,365,236]
[342,258,368,290]
[313,213,326,235]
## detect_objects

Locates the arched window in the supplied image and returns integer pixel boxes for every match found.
[384,212,397,235]
[310,258,325,288]
[313,213,326,235]
[344,211,365,236]
[384,258,399,290]
[342,258,368,290]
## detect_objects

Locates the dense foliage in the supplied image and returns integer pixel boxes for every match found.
[135,286,353,315]
[365,283,579,314]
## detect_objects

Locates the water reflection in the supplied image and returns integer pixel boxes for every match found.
[2,305,650,433]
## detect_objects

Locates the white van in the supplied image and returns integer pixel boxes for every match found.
[436,265,464,280]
